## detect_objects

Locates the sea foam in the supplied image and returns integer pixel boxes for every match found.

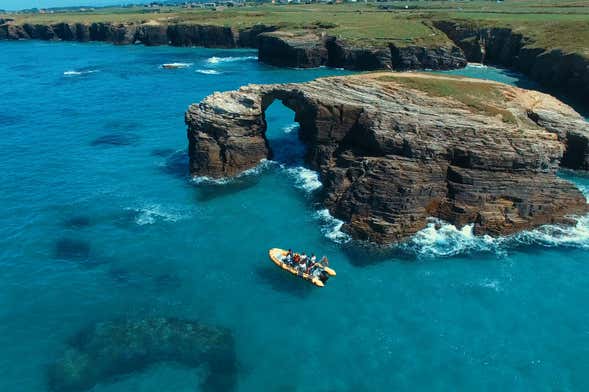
[285,166,322,193]
[130,204,190,225]
[315,209,351,244]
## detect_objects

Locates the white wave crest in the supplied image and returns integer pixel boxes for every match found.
[161,62,193,69]
[315,209,351,244]
[206,56,257,64]
[405,218,499,258]
[130,204,189,225]
[195,69,221,75]
[286,166,322,192]
[63,69,99,76]
[512,216,589,249]
[405,214,589,257]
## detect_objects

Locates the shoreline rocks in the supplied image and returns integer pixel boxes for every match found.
[185,73,589,244]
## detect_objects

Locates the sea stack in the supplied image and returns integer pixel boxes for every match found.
[186,73,589,244]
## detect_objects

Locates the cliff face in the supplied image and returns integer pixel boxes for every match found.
[0,20,277,48]
[434,21,589,113]
[258,31,467,71]
[185,73,589,244]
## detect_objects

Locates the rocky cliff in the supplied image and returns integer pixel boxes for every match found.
[186,73,589,244]
[258,31,466,71]
[434,20,589,113]
[0,20,277,48]
[0,19,465,71]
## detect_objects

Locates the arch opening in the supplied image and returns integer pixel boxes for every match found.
[262,99,307,168]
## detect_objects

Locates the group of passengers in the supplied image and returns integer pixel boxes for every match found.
[282,249,329,278]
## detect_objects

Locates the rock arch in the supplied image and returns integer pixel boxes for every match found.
[186,74,589,244]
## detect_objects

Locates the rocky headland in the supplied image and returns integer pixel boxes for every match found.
[186,73,589,244]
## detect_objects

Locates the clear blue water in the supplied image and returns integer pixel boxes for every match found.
[1,41,589,391]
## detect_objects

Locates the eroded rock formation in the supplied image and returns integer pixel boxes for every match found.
[186,73,589,244]
[48,318,236,392]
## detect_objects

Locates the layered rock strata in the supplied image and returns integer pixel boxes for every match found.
[186,73,589,244]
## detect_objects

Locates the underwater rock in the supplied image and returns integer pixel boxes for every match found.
[54,238,91,260]
[186,72,589,244]
[91,133,140,147]
[47,317,236,392]
[63,216,92,228]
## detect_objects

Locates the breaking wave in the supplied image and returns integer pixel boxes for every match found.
[285,166,322,193]
[315,209,351,244]
[196,69,221,75]
[63,69,99,76]
[206,56,257,64]
[402,214,589,258]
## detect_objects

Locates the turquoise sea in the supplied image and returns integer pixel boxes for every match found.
[1,41,589,391]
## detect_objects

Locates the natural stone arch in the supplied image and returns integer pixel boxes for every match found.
[185,74,589,244]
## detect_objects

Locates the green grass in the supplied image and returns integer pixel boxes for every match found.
[379,74,519,124]
[1,1,588,52]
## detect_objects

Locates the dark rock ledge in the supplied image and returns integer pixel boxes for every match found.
[186,73,589,244]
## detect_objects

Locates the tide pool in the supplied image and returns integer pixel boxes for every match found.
[1,41,588,391]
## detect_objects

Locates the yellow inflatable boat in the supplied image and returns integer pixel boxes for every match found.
[268,248,336,287]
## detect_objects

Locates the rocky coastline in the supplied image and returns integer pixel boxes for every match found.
[2,19,588,110]
[434,20,589,112]
[186,73,589,244]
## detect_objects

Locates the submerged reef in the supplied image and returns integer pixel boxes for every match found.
[48,318,236,392]
[186,73,589,244]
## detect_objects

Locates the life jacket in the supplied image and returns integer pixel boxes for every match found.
[293,254,300,263]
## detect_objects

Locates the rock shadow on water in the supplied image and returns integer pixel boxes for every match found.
[253,265,313,299]
[193,177,260,202]
[54,238,108,268]
[151,147,176,158]
[90,133,140,147]
[47,318,237,392]
[159,150,189,179]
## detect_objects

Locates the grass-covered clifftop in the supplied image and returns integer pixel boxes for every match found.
[2,0,588,53]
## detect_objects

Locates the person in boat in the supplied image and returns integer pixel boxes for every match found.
[306,254,317,274]
[320,256,329,267]
[284,249,294,265]
[298,253,308,272]
[292,252,301,267]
